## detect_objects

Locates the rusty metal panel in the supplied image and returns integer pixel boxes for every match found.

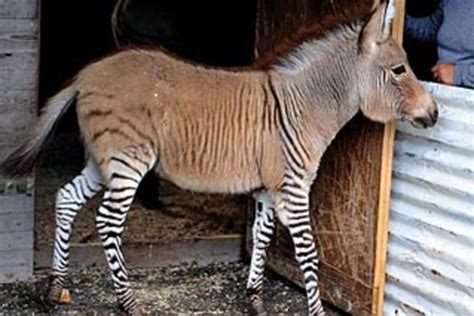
[252,1,381,314]
[384,82,474,315]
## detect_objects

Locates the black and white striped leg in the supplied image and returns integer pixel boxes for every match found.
[283,184,325,316]
[96,150,155,314]
[247,195,275,315]
[49,159,103,304]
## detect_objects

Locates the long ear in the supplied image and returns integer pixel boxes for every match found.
[378,0,396,43]
[359,0,394,54]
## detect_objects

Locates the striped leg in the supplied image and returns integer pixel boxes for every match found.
[48,159,103,304]
[247,196,275,315]
[96,149,155,314]
[282,183,325,316]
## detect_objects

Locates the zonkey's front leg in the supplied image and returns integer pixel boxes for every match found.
[280,182,326,316]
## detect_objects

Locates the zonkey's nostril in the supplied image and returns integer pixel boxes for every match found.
[433,109,439,121]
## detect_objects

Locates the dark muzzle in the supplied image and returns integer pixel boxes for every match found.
[413,108,438,128]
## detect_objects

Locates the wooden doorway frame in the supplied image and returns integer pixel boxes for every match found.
[372,0,407,314]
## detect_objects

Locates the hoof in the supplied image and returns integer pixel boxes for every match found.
[248,295,267,315]
[120,306,147,316]
[131,308,148,316]
[47,286,71,305]
[119,300,145,316]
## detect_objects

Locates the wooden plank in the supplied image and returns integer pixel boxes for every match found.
[0,20,39,150]
[0,51,38,90]
[0,90,37,117]
[0,19,38,50]
[372,1,406,315]
[0,248,33,267]
[0,230,33,251]
[0,13,38,285]
[0,212,34,232]
[0,0,38,19]
[0,194,34,213]
[0,90,36,153]
[35,236,243,270]
[266,253,373,312]
[0,262,33,283]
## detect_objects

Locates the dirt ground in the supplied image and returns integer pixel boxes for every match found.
[35,134,247,245]
[0,261,344,315]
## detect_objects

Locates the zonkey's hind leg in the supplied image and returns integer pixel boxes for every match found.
[96,145,156,315]
[48,159,103,305]
[247,192,276,315]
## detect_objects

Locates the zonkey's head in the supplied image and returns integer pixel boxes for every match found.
[357,0,438,128]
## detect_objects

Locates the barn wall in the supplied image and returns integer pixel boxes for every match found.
[384,82,474,315]
[0,0,38,283]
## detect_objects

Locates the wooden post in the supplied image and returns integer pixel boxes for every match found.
[0,0,39,283]
[372,0,406,314]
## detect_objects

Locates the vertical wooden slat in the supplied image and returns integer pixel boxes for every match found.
[0,0,38,283]
[372,0,406,314]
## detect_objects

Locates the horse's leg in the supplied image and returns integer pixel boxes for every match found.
[48,159,103,304]
[247,193,276,315]
[96,148,155,314]
[279,182,325,316]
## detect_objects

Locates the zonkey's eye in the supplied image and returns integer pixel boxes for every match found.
[391,64,406,76]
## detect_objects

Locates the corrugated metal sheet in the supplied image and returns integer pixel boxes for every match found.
[384,82,474,316]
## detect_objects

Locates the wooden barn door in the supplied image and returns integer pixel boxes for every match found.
[249,0,399,314]
[0,0,39,282]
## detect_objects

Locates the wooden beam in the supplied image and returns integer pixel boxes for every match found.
[372,0,406,315]
[35,235,244,270]
[0,0,38,19]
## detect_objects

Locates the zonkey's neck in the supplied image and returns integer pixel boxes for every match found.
[268,27,361,154]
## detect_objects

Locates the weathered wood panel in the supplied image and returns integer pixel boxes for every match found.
[0,17,38,153]
[0,0,39,283]
[251,0,380,314]
[0,19,38,145]
[0,194,34,213]
[0,249,33,267]
[0,52,38,90]
[0,260,33,283]
[0,18,38,105]
[0,0,38,19]
[0,90,36,155]
[0,230,33,251]
[0,212,34,232]
[0,90,35,117]
[35,236,243,270]
[0,19,38,50]
[0,247,33,283]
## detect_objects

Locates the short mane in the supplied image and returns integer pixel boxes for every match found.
[254,2,372,70]
[271,24,361,74]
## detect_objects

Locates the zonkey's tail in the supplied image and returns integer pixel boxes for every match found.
[0,87,79,177]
